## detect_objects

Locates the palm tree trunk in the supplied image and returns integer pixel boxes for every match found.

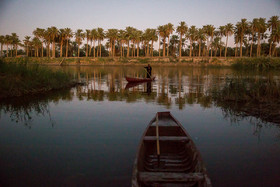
[158,35,161,57]
[179,34,182,58]
[89,40,92,57]
[257,32,261,57]
[151,41,154,57]
[113,40,116,57]
[137,42,139,57]
[127,41,130,58]
[167,35,170,57]
[86,39,88,57]
[163,39,166,57]
[198,41,201,57]
[1,44,3,57]
[48,42,50,57]
[99,43,101,57]
[189,40,193,57]
[210,35,213,58]
[52,42,55,58]
[41,42,44,57]
[78,45,80,57]
[16,45,18,57]
[240,35,243,57]
[66,39,69,57]
[147,42,149,57]
[225,34,228,57]
[6,44,9,57]
[272,44,276,56]
[93,40,96,58]
[60,41,63,57]
[235,43,238,57]
[269,42,272,57]
[250,34,254,57]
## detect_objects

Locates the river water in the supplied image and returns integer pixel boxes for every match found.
[0,66,280,186]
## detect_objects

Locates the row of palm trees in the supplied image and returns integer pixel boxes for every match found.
[0,16,279,58]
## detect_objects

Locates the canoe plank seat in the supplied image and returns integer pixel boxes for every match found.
[138,172,204,182]
[143,136,189,142]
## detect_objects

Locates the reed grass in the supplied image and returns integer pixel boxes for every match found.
[232,57,280,70]
[0,60,74,99]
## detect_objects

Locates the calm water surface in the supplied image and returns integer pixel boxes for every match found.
[0,66,280,187]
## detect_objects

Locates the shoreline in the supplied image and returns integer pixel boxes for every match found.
[2,57,280,69]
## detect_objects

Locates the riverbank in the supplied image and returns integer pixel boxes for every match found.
[0,60,82,99]
[2,56,280,69]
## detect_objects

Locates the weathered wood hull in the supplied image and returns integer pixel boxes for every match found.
[132,112,212,187]
[125,76,155,83]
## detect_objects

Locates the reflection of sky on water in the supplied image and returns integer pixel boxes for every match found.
[0,66,280,186]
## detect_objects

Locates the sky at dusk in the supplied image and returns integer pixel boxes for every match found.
[0,0,279,47]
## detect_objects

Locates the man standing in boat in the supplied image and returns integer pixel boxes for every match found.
[144,64,152,78]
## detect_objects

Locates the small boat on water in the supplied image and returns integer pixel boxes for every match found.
[132,112,212,187]
[125,76,155,83]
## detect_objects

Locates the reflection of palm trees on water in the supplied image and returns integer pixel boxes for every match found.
[1,66,280,136]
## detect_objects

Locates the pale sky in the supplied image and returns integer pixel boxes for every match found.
[0,0,279,47]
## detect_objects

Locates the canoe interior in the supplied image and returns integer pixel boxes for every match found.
[133,112,211,187]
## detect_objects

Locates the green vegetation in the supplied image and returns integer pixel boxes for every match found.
[1,16,279,60]
[0,60,75,99]
[232,57,280,69]
[210,77,280,124]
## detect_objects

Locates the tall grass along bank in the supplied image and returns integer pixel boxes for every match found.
[0,59,76,99]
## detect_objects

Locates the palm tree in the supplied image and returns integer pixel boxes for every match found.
[125,27,134,57]
[49,26,59,58]
[11,33,20,57]
[234,28,240,57]
[196,28,206,57]
[204,25,215,57]
[166,23,174,57]
[106,29,118,57]
[170,35,179,56]
[135,30,142,57]
[150,29,158,57]
[188,26,197,57]
[218,26,225,57]
[23,36,31,57]
[33,28,45,57]
[268,16,279,56]
[118,30,126,57]
[224,23,234,57]
[90,29,98,57]
[157,25,164,57]
[44,28,52,57]
[236,18,248,57]
[32,37,41,57]
[85,29,91,57]
[249,19,258,57]
[75,29,84,57]
[212,37,223,56]
[59,29,66,57]
[271,23,280,56]
[158,25,169,57]
[176,21,188,58]
[256,18,267,57]
[97,28,104,57]
[64,28,73,58]
[0,35,4,56]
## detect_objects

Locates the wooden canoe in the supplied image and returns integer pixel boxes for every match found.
[125,76,155,83]
[132,112,212,187]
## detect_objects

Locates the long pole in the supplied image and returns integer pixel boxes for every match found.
[144,67,152,78]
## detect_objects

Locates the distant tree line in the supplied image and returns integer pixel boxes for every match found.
[0,16,279,58]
